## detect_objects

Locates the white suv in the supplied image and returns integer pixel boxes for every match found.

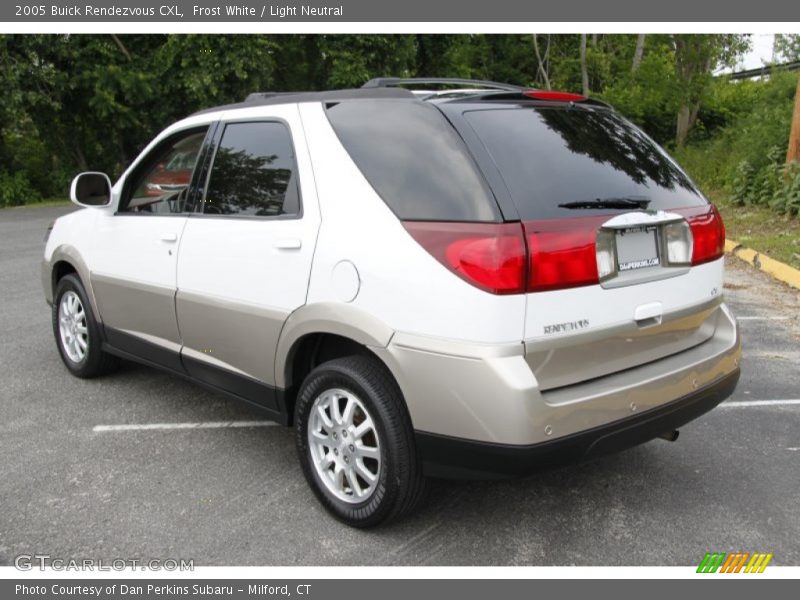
[43,78,741,527]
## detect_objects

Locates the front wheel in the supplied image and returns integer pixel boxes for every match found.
[52,274,120,378]
[294,355,426,527]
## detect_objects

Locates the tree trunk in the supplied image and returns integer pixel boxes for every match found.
[111,34,132,61]
[532,34,551,90]
[580,34,589,96]
[632,34,645,72]
[787,77,800,164]
[72,144,89,172]
[676,101,701,148]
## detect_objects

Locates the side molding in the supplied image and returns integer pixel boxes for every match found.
[274,302,395,389]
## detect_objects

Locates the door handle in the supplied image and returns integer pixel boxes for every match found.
[273,238,302,250]
[160,233,178,243]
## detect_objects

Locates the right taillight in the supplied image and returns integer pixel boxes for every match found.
[675,205,726,265]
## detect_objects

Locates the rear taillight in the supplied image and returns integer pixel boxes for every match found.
[402,222,527,294]
[674,205,726,265]
[404,205,724,295]
[523,217,605,292]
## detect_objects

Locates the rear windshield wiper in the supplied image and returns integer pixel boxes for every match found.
[558,197,651,210]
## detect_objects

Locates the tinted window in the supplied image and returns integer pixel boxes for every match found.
[122,129,207,214]
[203,122,299,217]
[464,107,706,220]
[326,100,499,222]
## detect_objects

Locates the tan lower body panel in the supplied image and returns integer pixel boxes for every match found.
[375,303,740,446]
[91,273,181,345]
[175,290,288,386]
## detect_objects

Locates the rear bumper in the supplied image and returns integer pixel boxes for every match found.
[415,367,739,479]
[373,302,741,476]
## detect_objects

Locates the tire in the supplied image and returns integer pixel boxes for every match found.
[295,355,427,527]
[52,274,120,378]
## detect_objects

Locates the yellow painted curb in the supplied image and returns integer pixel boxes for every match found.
[725,238,800,291]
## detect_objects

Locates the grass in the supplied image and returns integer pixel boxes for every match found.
[709,190,800,270]
[0,196,70,210]
[3,197,71,209]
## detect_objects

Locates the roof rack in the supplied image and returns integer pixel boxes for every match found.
[244,92,291,102]
[362,77,525,93]
[191,87,415,117]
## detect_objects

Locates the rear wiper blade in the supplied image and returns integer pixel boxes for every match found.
[558,197,651,210]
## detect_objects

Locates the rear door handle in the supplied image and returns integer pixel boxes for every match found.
[160,233,178,243]
[273,238,302,250]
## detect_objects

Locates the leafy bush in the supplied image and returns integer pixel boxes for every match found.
[0,171,42,208]
[770,163,800,215]
[674,71,799,212]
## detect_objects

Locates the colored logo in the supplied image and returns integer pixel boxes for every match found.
[697,552,773,573]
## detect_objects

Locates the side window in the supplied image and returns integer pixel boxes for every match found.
[121,128,208,214]
[203,121,300,217]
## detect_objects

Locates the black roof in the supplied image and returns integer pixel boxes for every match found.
[191,87,415,116]
[191,77,611,117]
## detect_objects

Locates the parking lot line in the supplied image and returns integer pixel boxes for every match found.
[736,316,792,320]
[719,399,800,408]
[92,421,278,432]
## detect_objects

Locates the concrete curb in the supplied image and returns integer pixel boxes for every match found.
[725,239,800,290]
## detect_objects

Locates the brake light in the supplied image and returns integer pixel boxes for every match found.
[674,205,726,265]
[404,207,723,295]
[524,90,587,102]
[524,217,605,292]
[403,221,527,294]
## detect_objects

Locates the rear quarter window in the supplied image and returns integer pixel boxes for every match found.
[326,100,500,222]
[463,106,707,221]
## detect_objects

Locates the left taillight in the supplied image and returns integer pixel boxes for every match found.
[402,221,527,294]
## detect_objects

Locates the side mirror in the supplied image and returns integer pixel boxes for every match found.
[70,172,113,208]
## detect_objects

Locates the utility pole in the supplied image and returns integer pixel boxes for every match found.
[788,76,800,164]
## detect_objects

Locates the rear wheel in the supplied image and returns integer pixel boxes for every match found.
[52,274,120,378]
[295,355,426,527]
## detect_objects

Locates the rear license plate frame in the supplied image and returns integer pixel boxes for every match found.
[616,226,660,272]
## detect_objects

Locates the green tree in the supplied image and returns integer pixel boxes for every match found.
[672,34,750,148]
[774,34,800,63]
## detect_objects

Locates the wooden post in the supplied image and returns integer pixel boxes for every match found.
[788,76,800,164]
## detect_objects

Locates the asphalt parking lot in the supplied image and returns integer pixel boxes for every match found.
[1,205,798,566]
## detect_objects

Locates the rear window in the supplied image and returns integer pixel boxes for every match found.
[326,100,499,222]
[464,107,706,221]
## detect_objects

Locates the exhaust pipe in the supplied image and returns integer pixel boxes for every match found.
[657,430,680,442]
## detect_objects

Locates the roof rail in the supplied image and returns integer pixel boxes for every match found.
[244,92,300,102]
[362,77,525,93]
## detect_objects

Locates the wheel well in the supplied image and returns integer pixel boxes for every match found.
[283,333,376,424]
[52,260,78,292]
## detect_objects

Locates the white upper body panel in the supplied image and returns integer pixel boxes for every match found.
[298,101,527,345]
